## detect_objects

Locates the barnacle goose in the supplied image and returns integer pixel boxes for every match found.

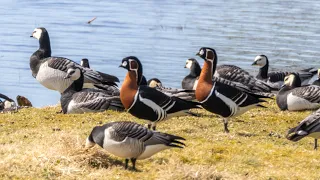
[195,47,268,133]
[286,108,320,150]
[85,121,185,170]
[60,64,124,114]
[252,55,316,88]
[119,56,200,130]
[276,73,320,111]
[30,27,119,93]
[182,58,201,90]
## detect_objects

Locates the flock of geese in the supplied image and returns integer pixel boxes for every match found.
[2,27,320,170]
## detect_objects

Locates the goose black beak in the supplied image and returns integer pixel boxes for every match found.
[251,61,257,66]
[196,52,200,56]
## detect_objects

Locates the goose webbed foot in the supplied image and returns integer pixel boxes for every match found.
[147,122,156,131]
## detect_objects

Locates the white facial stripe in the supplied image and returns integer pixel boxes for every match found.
[32,28,42,40]
[206,49,213,61]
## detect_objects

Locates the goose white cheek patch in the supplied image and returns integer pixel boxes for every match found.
[185,60,192,69]
[122,61,127,67]
[33,28,42,40]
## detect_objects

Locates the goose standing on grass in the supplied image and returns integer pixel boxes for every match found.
[61,63,123,114]
[85,121,185,170]
[252,55,316,89]
[147,78,195,101]
[183,58,275,97]
[276,73,320,111]
[0,93,16,110]
[195,47,268,133]
[286,108,320,150]
[119,56,200,130]
[312,69,320,86]
[30,27,119,93]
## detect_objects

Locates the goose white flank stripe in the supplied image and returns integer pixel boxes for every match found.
[119,56,200,130]
[86,121,185,170]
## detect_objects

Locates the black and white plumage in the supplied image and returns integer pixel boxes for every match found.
[183,58,274,97]
[286,108,320,150]
[120,56,200,130]
[61,64,124,114]
[80,58,90,68]
[30,27,119,93]
[182,58,201,90]
[312,69,320,86]
[85,121,185,170]
[215,64,276,93]
[195,47,268,133]
[0,93,16,111]
[252,55,316,89]
[147,78,195,101]
[276,73,320,111]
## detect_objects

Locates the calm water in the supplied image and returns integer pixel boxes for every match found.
[1,0,320,107]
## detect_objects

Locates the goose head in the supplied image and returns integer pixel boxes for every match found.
[284,73,301,87]
[252,55,268,67]
[119,56,143,85]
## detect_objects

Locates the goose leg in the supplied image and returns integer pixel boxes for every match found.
[314,139,318,150]
[125,159,129,169]
[223,118,229,133]
[131,158,137,170]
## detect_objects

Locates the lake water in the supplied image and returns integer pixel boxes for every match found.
[1,0,320,107]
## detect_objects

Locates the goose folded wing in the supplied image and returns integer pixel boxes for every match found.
[72,91,120,111]
[267,71,288,83]
[212,76,251,92]
[47,57,119,84]
[292,85,320,103]
[111,122,154,141]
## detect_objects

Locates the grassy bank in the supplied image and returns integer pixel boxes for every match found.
[1,100,319,179]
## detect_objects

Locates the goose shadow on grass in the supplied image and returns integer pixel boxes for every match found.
[88,151,142,172]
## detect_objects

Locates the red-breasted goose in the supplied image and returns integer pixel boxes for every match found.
[195,47,268,133]
[30,27,119,93]
[183,58,274,97]
[85,121,185,170]
[61,64,123,114]
[119,56,200,130]
[276,73,320,111]
[287,108,320,150]
[252,55,316,89]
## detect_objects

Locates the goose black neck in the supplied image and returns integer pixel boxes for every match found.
[63,72,84,94]
[190,61,202,77]
[39,31,51,58]
[257,58,269,79]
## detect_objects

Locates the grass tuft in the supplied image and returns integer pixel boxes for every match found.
[1,101,320,179]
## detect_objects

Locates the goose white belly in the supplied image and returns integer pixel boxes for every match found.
[138,144,168,160]
[287,93,320,111]
[36,62,72,93]
[67,100,105,114]
[103,129,143,158]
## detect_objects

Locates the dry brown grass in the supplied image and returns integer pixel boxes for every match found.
[1,100,320,179]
